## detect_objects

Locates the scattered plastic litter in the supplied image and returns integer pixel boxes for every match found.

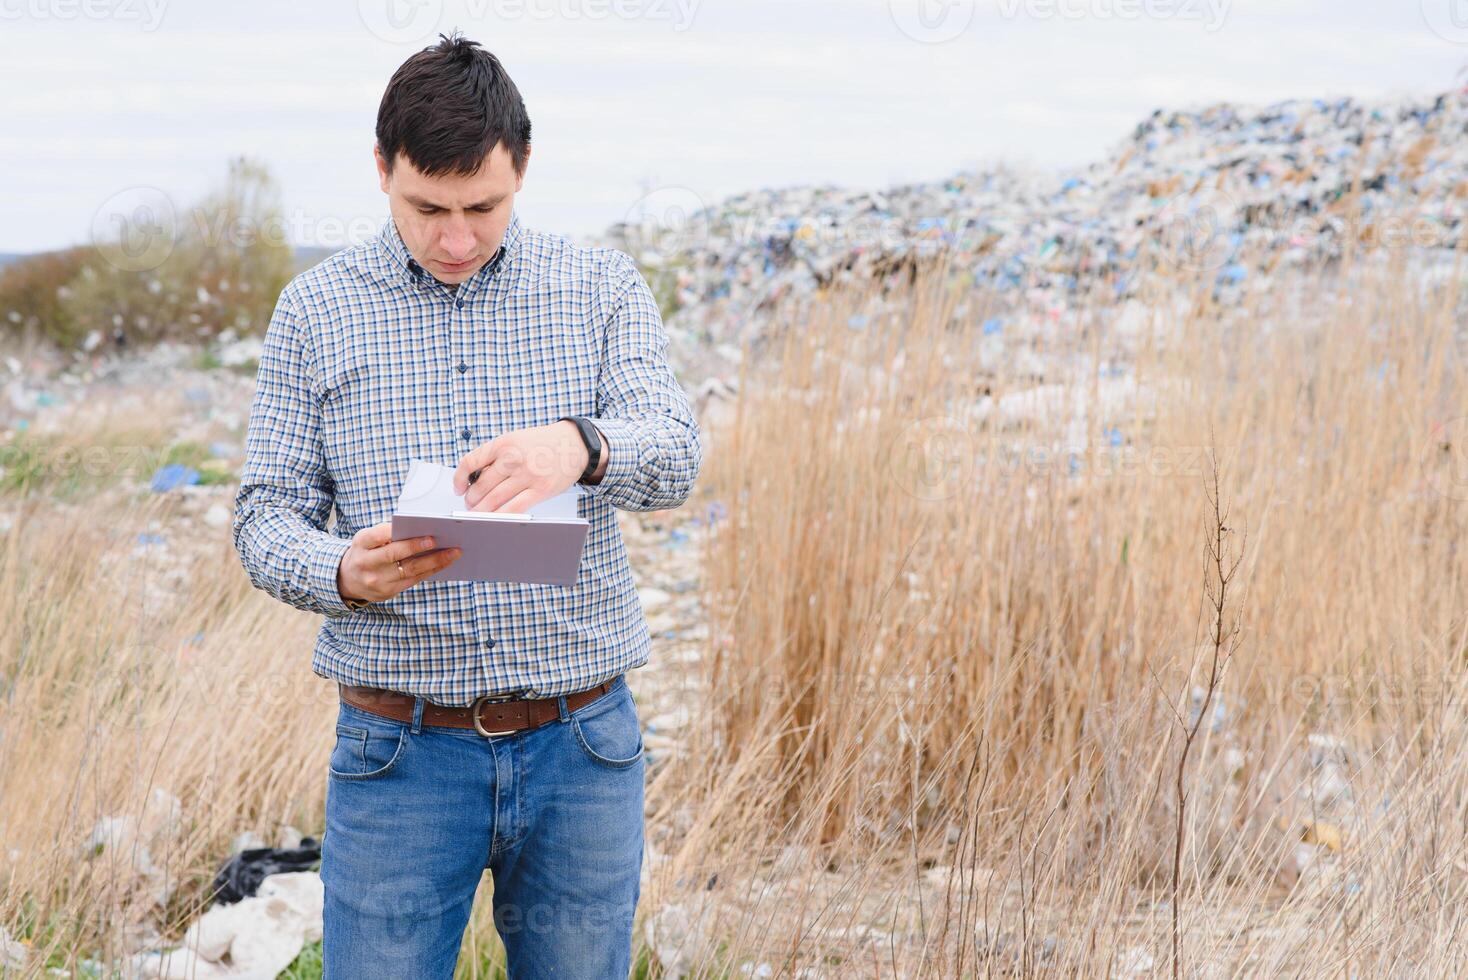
[642,899,712,980]
[1300,820,1344,853]
[130,871,323,980]
[80,789,182,909]
[594,86,1468,388]
[150,464,200,492]
[208,837,321,907]
[0,925,27,970]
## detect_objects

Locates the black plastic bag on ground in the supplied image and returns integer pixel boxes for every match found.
[208,837,321,906]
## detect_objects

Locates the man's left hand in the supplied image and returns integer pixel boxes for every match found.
[453,420,588,513]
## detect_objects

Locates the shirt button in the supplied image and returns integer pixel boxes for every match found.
[455,299,465,310]
[461,427,472,441]
[456,361,468,373]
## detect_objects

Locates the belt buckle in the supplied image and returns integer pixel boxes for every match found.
[470,691,528,737]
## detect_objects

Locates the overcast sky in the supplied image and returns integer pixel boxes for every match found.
[2,0,1465,253]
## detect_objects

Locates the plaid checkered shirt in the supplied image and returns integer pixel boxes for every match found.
[231,209,702,705]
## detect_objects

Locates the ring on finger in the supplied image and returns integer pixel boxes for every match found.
[396,560,405,578]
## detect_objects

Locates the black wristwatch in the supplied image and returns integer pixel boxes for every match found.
[559,415,602,483]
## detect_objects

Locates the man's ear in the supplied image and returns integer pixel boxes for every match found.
[516,144,531,192]
[375,144,391,194]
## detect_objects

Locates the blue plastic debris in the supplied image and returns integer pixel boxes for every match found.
[137,532,166,545]
[150,464,200,492]
[982,317,1004,336]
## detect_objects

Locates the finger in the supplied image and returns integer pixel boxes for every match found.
[397,548,462,590]
[353,522,394,549]
[395,547,461,582]
[464,458,512,510]
[476,472,532,513]
[377,535,438,565]
[453,439,501,494]
[496,486,542,514]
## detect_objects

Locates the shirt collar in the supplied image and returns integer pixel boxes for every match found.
[380,207,525,294]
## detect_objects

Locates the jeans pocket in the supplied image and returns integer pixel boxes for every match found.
[570,686,644,770]
[328,710,410,781]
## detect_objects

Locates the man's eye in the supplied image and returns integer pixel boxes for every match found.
[417,207,440,216]
[471,206,494,213]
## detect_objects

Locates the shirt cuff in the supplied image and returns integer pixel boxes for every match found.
[309,533,357,618]
[583,417,658,495]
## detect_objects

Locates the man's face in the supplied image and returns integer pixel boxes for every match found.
[376,141,527,285]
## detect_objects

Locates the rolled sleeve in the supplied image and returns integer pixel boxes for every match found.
[231,284,358,619]
[579,252,703,512]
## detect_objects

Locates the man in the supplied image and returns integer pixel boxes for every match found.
[231,32,702,979]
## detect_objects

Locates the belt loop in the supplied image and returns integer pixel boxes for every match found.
[556,693,570,724]
[411,696,425,734]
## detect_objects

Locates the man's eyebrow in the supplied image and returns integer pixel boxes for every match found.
[404,193,508,209]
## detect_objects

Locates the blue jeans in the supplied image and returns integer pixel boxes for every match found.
[320,673,646,979]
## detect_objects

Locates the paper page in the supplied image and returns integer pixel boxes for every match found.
[395,458,583,521]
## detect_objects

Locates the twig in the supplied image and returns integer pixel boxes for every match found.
[1170,445,1246,980]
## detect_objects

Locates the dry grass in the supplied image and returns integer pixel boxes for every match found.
[644,250,1468,976]
[2,246,1467,977]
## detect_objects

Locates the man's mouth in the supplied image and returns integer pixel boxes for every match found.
[437,257,477,272]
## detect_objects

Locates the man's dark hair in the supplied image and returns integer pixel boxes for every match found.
[376,32,532,179]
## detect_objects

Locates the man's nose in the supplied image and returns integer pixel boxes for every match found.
[440,219,476,260]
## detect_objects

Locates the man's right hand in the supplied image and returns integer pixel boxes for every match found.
[336,523,462,604]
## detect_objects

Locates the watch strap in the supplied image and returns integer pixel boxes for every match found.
[559,415,602,483]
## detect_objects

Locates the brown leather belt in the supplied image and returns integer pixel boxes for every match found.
[338,677,617,737]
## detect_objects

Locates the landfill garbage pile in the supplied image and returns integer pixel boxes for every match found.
[593,85,1468,383]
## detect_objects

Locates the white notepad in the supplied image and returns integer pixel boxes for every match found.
[390,458,590,586]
